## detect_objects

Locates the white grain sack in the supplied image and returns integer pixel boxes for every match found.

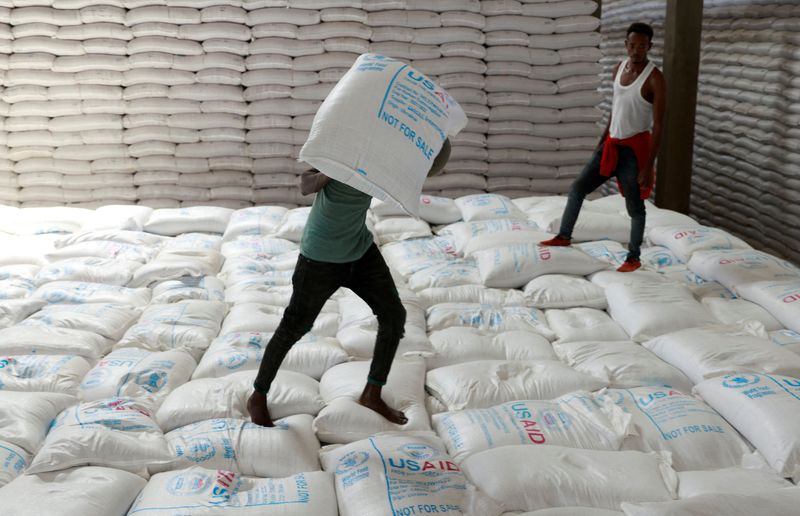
[427,360,607,411]
[426,303,555,339]
[151,276,226,304]
[438,218,546,255]
[0,355,91,395]
[599,386,751,471]
[320,432,500,516]
[79,348,196,408]
[475,244,607,288]
[21,303,141,341]
[220,302,338,338]
[621,488,800,516]
[128,468,337,516]
[605,282,717,342]
[116,301,227,360]
[688,249,800,292]
[130,249,224,287]
[736,279,800,333]
[192,331,348,381]
[701,296,784,331]
[0,441,29,487]
[545,308,628,343]
[648,225,751,263]
[299,53,466,217]
[695,373,800,481]
[555,341,693,393]
[523,274,607,309]
[433,392,629,463]
[643,324,800,385]
[0,325,112,359]
[419,327,555,369]
[462,445,677,512]
[27,397,173,475]
[143,207,233,236]
[157,415,319,478]
[0,466,146,516]
[416,284,527,309]
[156,370,324,433]
[0,391,76,455]
[677,467,792,498]
[314,358,429,443]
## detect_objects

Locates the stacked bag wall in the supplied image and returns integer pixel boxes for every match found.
[0,0,603,209]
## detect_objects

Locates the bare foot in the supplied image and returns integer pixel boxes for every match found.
[247,391,274,427]
[358,383,408,425]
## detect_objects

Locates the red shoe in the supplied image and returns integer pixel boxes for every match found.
[540,235,571,246]
[617,259,642,273]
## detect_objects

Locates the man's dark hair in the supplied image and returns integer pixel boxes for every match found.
[627,22,654,42]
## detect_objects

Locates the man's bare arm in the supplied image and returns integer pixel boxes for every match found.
[300,170,332,195]
[642,68,666,188]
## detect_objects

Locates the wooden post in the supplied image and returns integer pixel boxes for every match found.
[655,0,703,213]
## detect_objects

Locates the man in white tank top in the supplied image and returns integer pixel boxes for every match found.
[541,22,666,272]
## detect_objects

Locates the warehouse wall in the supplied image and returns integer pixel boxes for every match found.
[601,0,800,264]
[0,0,602,209]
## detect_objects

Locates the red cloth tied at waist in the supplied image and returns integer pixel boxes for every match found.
[600,130,654,200]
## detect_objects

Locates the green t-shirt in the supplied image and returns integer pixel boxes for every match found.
[300,180,374,263]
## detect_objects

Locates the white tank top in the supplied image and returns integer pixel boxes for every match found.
[609,59,655,139]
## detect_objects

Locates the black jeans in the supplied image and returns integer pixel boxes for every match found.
[558,144,647,261]
[253,243,406,394]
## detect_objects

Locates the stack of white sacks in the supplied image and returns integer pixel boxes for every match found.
[0,1,603,208]
[0,194,800,515]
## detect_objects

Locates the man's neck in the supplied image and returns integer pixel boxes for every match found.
[627,58,649,73]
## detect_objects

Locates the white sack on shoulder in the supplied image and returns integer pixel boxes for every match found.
[300,53,466,218]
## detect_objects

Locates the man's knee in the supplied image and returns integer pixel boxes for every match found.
[376,302,406,336]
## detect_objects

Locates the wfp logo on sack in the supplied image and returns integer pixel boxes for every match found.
[722,374,761,388]
[167,470,213,496]
[399,443,438,460]
[336,451,370,474]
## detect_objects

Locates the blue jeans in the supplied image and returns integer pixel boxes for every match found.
[558,145,646,261]
[253,243,406,394]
